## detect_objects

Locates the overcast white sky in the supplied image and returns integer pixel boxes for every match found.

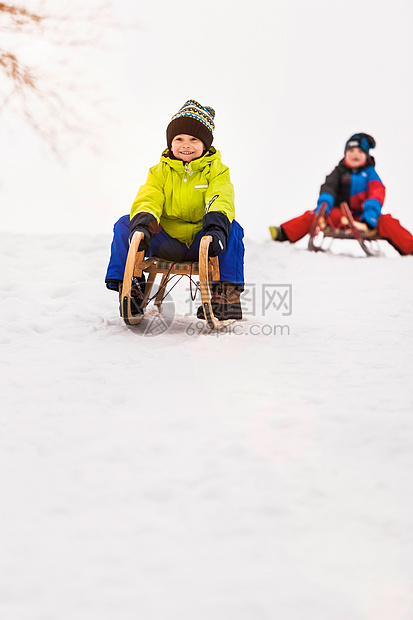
[1,0,412,241]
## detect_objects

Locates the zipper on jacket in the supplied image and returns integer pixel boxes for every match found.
[184,163,193,183]
[205,195,219,213]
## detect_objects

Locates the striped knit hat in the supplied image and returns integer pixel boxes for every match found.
[166,100,215,151]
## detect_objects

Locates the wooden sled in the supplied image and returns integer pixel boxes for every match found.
[308,202,384,257]
[120,231,237,330]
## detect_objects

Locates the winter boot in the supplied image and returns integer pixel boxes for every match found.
[118,276,146,317]
[269,225,288,241]
[197,282,243,321]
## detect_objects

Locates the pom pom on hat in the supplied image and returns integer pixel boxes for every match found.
[345,133,376,154]
[166,100,215,151]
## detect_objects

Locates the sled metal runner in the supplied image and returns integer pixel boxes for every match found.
[121,231,236,329]
[308,202,383,257]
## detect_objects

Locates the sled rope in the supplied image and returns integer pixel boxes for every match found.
[145,270,201,305]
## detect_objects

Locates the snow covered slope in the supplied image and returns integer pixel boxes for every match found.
[1,233,412,620]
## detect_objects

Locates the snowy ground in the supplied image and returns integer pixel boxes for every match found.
[1,232,412,620]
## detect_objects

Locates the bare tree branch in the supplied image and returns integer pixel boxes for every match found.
[0,1,137,155]
[0,2,44,26]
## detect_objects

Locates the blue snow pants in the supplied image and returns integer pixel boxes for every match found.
[105,214,245,291]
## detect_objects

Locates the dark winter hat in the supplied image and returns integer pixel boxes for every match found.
[166,100,215,151]
[345,133,376,154]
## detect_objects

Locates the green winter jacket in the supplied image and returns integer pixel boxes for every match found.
[130,147,235,246]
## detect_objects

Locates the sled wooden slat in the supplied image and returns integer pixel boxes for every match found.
[199,236,236,330]
[137,259,217,276]
[121,231,145,325]
[322,226,383,241]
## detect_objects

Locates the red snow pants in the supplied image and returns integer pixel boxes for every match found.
[281,208,413,255]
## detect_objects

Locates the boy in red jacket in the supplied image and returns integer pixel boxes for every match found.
[270,134,413,255]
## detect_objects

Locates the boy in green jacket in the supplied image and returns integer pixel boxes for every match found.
[105,100,245,320]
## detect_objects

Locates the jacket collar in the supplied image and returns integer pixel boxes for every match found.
[161,147,220,172]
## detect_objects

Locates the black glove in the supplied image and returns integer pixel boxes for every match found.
[202,211,231,257]
[130,212,160,251]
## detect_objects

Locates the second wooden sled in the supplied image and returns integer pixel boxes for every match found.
[120,231,237,330]
[308,202,384,257]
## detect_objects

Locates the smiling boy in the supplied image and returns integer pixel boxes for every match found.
[270,133,413,255]
[106,100,245,319]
